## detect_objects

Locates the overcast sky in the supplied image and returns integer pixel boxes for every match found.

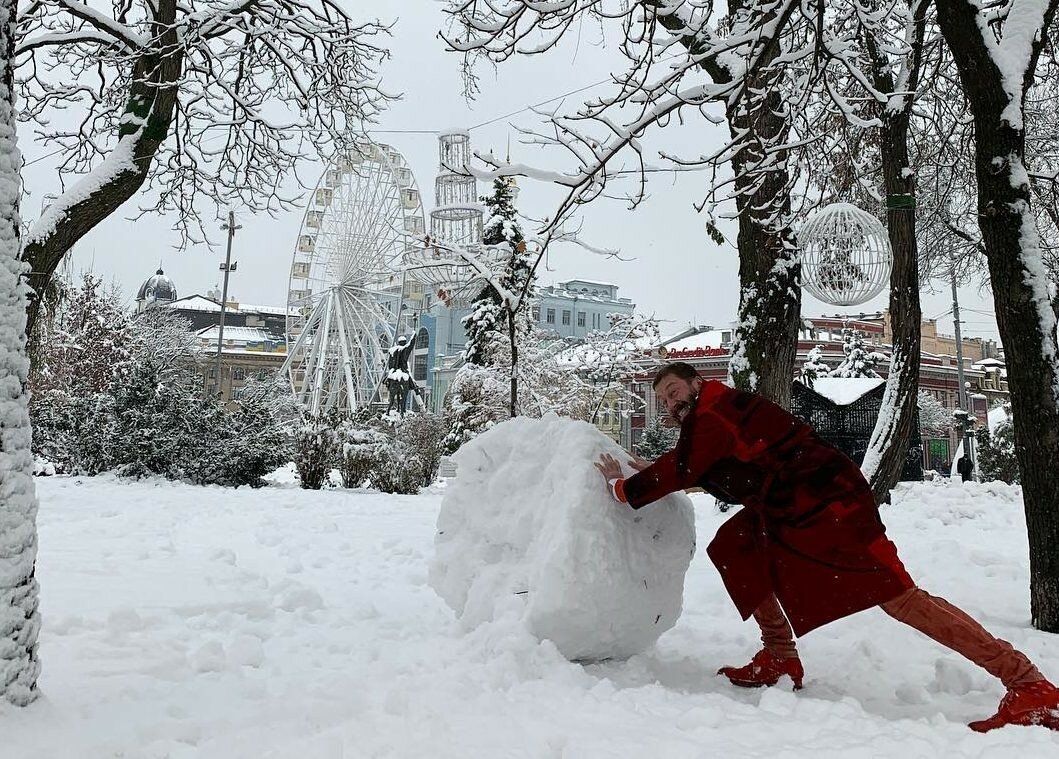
[21,1,1002,345]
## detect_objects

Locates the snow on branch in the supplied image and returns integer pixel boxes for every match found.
[17,0,395,249]
[441,0,822,234]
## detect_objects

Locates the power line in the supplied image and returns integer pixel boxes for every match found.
[466,77,614,131]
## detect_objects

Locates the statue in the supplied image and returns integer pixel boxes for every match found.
[385,335,418,414]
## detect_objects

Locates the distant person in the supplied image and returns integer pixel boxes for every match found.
[595,362,1058,732]
[957,454,974,483]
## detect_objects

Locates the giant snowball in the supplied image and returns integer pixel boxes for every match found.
[429,414,696,661]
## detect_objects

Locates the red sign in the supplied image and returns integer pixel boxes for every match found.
[660,346,729,359]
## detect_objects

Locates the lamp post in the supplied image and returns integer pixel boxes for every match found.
[950,262,975,477]
[214,210,241,399]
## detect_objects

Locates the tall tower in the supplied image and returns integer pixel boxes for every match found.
[430,130,482,247]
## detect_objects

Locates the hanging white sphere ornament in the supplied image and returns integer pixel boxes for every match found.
[797,202,893,307]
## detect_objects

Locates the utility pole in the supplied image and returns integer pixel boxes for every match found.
[215,210,240,399]
[950,262,975,475]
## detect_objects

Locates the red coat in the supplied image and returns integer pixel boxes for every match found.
[624,380,913,636]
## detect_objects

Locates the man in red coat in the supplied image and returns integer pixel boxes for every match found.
[596,362,1059,732]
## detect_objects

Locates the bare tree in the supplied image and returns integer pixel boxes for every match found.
[443,0,811,405]
[803,0,929,503]
[935,0,1059,632]
[0,0,41,705]
[16,0,394,333]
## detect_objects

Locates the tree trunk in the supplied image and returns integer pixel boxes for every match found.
[21,0,184,336]
[654,4,801,407]
[0,0,41,705]
[861,9,926,505]
[863,113,922,504]
[508,308,518,417]
[937,0,1059,631]
[725,63,801,407]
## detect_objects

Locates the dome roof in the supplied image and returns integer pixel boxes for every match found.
[137,269,177,304]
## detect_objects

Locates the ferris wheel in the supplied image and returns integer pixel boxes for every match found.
[283,140,427,416]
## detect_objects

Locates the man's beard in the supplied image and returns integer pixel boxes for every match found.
[671,391,699,423]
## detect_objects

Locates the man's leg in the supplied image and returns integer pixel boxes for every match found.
[719,594,804,688]
[754,593,799,660]
[880,587,1041,688]
[881,587,1058,731]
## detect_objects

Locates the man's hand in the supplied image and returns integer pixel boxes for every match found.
[627,455,651,472]
[594,453,623,481]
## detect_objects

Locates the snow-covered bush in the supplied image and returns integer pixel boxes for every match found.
[398,412,447,486]
[917,391,952,438]
[976,416,1019,484]
[799,345,831,387]
[294,412,340,490]
[365,412,447,494]
[338,422,390,488]
[831,326,886,378]
[182,381,295,488]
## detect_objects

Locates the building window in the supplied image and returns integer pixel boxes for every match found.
[592,313,600,329]
[416,329,429,348]
[414,354,428,382]
[546,308,555,324]
[532,306,541,321]
[562,310,571,326]
[232,367,247,381]
[208,368,217,379]
[577,312,586,328]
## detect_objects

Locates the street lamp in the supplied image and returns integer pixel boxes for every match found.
[214,210,241,399]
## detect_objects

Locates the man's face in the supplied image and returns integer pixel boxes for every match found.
[655,374,702,424]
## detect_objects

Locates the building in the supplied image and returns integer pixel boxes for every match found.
[623,312,1002,471]
[135,269,178,311]
[532,280,636,339]
[134,267,292,400]
[426,278,637,411]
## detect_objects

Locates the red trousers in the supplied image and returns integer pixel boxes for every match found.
[754,588,1042,689]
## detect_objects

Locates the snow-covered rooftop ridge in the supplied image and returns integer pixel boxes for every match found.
[804,377,884,405]
[660,329,729,352]
[163,294,296,316]
[558,278,618,289]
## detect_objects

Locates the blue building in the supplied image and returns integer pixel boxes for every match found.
[423,279,636,411]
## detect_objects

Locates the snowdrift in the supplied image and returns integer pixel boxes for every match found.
[430,414,696,661]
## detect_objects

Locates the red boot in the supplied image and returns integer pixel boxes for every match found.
[969,680,1059,732]
[718,649,804,690]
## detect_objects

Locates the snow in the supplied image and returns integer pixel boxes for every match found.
[0,21,41,705]
[25,133,140,248]
[430,416,695,661]
[975,0,1052,129]
[195,325,275,343]
[808,377,885,405]
[662,329,730,352]
[3,475,1059,755]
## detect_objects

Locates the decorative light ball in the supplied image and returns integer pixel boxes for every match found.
[797,202,892,307]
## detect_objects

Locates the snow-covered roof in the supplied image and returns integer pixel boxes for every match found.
[164,295,296,317]
[164,295,222,312]
[663,330,728,351]
[805,377,884,405]
[973,358,1005,368]
[195,326,277,343]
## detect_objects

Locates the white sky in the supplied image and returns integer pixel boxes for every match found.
[20,1,1002,345]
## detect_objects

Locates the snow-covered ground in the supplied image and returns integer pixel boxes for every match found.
[3,475,1059,758]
